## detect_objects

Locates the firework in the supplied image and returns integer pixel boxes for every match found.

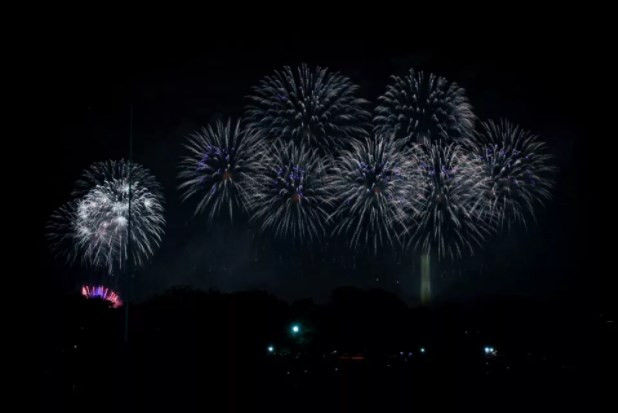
[178,119,264,221]
[328,136,418,253]
[406,140,493,259]
[249,142,331,242]
[374,68,475,145]
[471,119,555,228]
[245,63,370,153]
[47,200,80,263]
[48,160,165,273]
[81,284,123,308]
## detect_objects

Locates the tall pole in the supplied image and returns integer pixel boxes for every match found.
[125,104,133,344]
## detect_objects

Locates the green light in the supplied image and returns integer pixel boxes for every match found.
[291,324,300,334]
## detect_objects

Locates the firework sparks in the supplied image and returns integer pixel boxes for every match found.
[249,142,332,243]
[48,160,165,273]
[471,119,555,228]
[81,284,123,308]
[328,137,418,253]
[245,63,370,153]
[374,68,475,145]
[405,140,493,259]
[178,119,264,221]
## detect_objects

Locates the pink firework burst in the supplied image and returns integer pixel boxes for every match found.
[81,285,123,308]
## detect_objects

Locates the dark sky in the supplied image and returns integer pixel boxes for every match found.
[39,33,593,306]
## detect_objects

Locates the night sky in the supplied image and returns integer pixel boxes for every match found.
[39,34,593,307]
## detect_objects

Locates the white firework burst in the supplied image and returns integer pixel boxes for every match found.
[374,68,475,145]
[48,160,165,273]
[249,141,332,243]
[405,140,493,259]
[178,119,264,222]
[328,136,419,253]
[471,119,555,229]
[245,63,370,153]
